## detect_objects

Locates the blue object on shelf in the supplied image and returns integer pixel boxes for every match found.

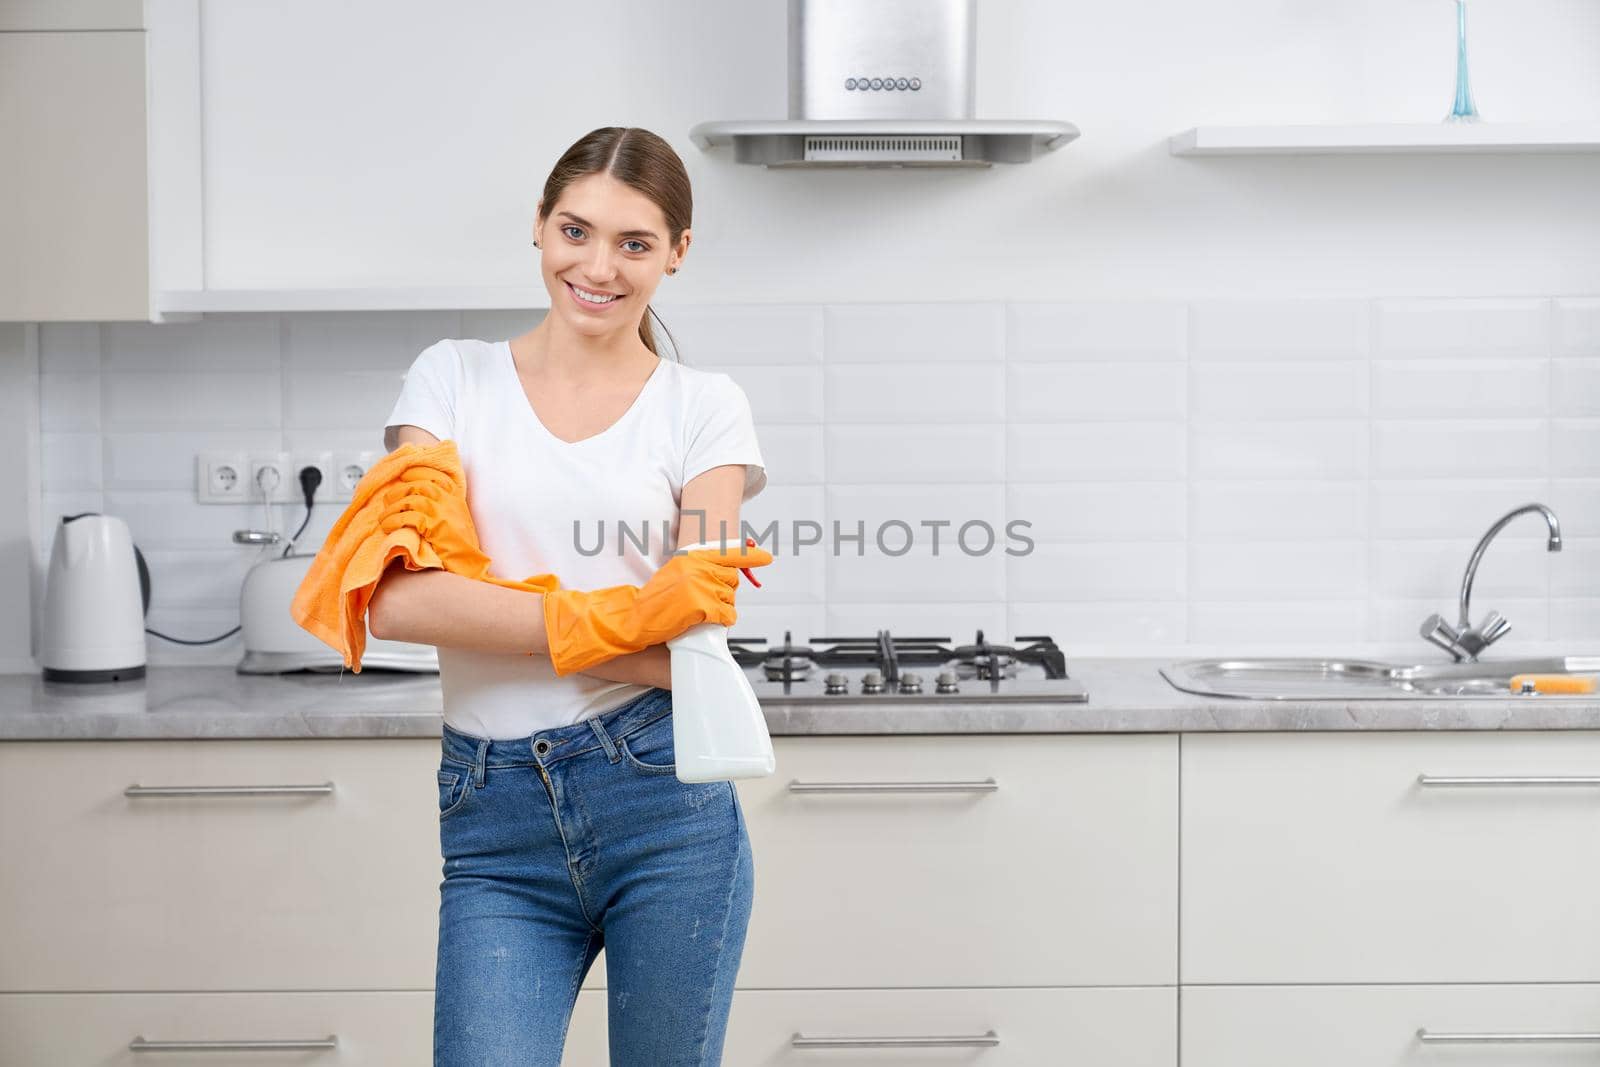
[1444,0,1483,124]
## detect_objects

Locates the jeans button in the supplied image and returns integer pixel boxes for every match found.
[534,739,550,756]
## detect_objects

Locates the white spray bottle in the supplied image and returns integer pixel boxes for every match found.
[666,538,776,783]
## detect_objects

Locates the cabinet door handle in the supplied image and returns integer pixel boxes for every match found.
[1417,1028,1600,1044]
[124,783,336,797]
[791,1029,1000,1048]
[786,778,999,794]
[130,1035,338,1051]
[1417,775,1600,787]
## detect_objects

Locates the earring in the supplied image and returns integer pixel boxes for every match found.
[667,267,677,275]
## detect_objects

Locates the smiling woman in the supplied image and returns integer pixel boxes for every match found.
[370,126,768,1067]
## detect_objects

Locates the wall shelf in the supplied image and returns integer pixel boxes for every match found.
[1169,122,1600,156]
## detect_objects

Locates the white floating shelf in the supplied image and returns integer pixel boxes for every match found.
[155,287,552,315]
[1169,122,1600,156]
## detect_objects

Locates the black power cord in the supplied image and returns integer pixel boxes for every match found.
[146,465,323,646]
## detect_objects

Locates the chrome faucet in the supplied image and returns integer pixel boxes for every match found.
[1419,503,1562,662]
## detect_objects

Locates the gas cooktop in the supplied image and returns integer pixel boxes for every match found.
[725,630,1089,704]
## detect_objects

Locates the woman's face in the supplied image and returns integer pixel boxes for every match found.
[535,172,687,340]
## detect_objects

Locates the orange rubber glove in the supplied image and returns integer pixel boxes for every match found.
[542,541,775,676]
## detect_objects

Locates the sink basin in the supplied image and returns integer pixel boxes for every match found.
[1160,656,1600,700]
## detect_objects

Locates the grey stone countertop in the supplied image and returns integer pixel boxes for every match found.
[3,658,1600,740]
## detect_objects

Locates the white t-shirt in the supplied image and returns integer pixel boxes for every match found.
[382,337,766,739]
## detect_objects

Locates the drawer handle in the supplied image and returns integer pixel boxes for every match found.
[791,1029,1000,1048]
[1417,1028,1600,1044]
[1417,775,1600,787]
[124,783,336,797]
[787,778,999,794]
[130,1035,338,1051]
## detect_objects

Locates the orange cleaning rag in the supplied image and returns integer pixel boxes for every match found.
[289,440,560,672]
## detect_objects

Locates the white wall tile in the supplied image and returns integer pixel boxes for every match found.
[829,425,1005,483]
[285,311,460,371]
[1009,422,1185,481]
[1376,298,1551,359]
[1008,482,1186,542]
[1009,362,1186,420]
[40,433,102,492]
[1374,419,1547,478]
[1550,599,1600,641]
[698,364,823,423]
[1191,300,1369,361]
[1375,359,1549,417]
[105,372,283,431]
[1371,480,1552,539]
[829,544,1006,603]
[825,303,1003,362]
[1008,543,1186,601]
[757,425,826,484]
[1552,420,1600,476]
[40,372,100,432]
[1010,601,1186,647]
[1552,360,1600,416]
[826,364,1005,422]
[1556,299,1600,357]
[285,370,406,430]
[1191,361,1367,419]
[1189,601,1366,644]
[664,305,824,365]
[38,323,101,372]
[1372,539,1552,600]
[1550,479,1600,533]
[104,316,281,372]
[1190,541,1366,600]
[826,603,1009,642]
[1191,481,1365,540]
[103,430,282,490]
[1007,301,1186,362]
[1191,421,1366,479]
[826,485,1006,547]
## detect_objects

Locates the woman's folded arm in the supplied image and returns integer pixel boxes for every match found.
[368,562,672,687]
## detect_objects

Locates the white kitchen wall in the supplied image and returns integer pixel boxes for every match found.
[34,296,1600,666]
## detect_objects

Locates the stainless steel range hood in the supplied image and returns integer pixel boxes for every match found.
[689,0,1079,169]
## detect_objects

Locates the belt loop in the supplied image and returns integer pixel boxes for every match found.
[588,716,621,763]
[473,738,489,787]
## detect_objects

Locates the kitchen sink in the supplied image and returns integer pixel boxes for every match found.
[1160,656,1600,700]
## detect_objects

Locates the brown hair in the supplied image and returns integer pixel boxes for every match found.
[537,127,691,362]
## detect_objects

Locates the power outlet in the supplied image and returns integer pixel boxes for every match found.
[288,451,335,505]
[330,450,379,502]
[197,451,249,503]
[247,451,295,504]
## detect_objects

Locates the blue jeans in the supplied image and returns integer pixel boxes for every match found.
[433,687,755,1066]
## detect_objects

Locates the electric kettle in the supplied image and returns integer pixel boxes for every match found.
[40,512,150,682]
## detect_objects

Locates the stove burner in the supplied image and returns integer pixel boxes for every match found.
[727,629,1071,683]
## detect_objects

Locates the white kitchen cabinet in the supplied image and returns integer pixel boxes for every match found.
[569,986,1176,1066]
[0,731,1177,1064]
[1182,731,1600,984]
[0,737,444,992]
[0,18,149,322]
[1183,983,1600,1066]
[0,986,1177,1066]
[727,733,1177,988]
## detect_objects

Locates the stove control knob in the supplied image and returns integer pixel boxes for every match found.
[861,670,884,694]
[898,671,923,694]
[824,672,850,695]
[936,671,960,694]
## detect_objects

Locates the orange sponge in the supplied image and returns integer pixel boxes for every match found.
[1509,674,1599,695]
